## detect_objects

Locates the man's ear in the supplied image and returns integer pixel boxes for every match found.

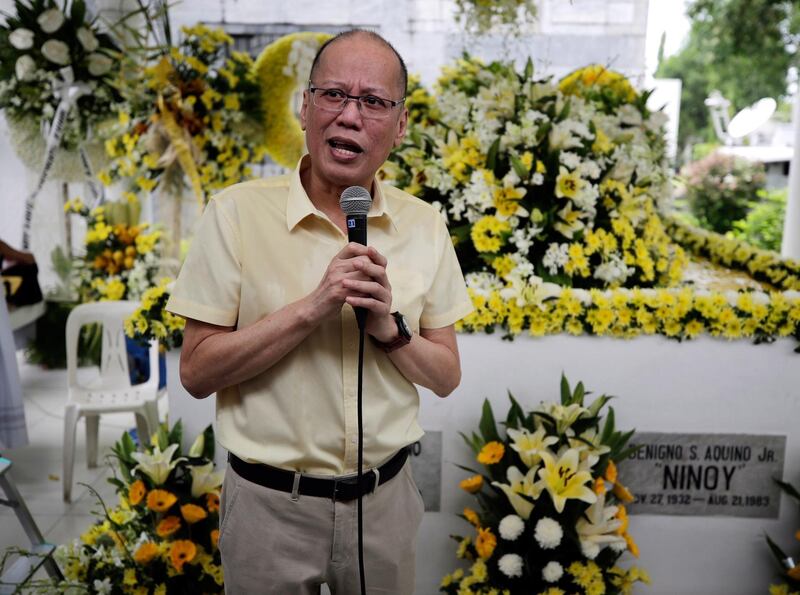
[393,107,408,148]
[300,90,309,130]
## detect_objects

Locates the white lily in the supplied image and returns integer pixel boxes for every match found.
[190,462,225,498]
[131,443,185,485]
[569,428,611,469]
[491,465,542,520]
[15,55,36,81]
[537,401,589,435]
[41,39,69,65]
[88,53,112,76]
[76,27,98,52]
[507,426,558,468]
[575,491,626,559]
[37,8,65,33]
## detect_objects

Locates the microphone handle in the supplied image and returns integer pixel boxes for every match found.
[346,214,368,330]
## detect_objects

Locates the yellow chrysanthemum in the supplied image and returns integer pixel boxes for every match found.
[477,441,505,465]
[459,474,484,494]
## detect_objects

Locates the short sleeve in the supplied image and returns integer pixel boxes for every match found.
[419,213,474,329]
[166,198,241,327]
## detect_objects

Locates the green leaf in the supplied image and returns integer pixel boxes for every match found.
[573,382,585,405]
[524,57,533,81]
[765,533,787,563]
[774,478,800,502]
[557,99,571,121]
[485,137,501,172]
[479,399,501,443]
[156,424,169,452]
[587,394,612,418]
[167,419,183,454]
[201,424,215,461]
[600,407,616,443]
[454,463,481,475]
[560,373,571,405]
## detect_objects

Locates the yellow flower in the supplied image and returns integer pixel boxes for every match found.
[181,503,208,524]
[535,449,597,513]
[123,568,137,586]
[134,542,159,564]
[592,126,613,153]
[97,170,112,186]
[491,254,515,279]
[463,507,480,527]
[477,441,505,465]
[170,540,197,572]
[147,489,178,513]
[128,479,146,506]
[156,515,182,537]
[471,216,510,253]
[555,166,583,200]
[474,527,496,560]
[460,474,484,493]
[211,528,220,549]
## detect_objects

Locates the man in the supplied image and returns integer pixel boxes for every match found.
[167,29,472,594]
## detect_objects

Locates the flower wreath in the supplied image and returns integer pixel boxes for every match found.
[253,31,332,168]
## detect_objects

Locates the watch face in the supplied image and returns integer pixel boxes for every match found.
[395,313,412,339]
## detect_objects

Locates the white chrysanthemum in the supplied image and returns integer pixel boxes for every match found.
[542,242,569,275]
[37,8,65,33]
[15,55,36,81]
[498,514,525,541]
[542,561,563,582]
[581,539,600,559]
[498,553,524,578]
[534,517,563,549]
[41,39,70,65]
[9,28,34,50]
[76,27,99,52]
[88,53,112,76]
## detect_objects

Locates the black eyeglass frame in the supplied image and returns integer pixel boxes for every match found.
[307,84,406,116]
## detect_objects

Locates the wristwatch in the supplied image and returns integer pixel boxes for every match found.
[371,312,413,353]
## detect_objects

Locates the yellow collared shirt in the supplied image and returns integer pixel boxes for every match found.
[167,157,473,475]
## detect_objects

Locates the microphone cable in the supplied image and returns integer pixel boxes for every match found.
[356,321,367,595]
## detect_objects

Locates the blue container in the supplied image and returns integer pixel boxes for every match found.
[125,336,166,389]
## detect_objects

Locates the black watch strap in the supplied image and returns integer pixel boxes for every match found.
[371,312,412,353]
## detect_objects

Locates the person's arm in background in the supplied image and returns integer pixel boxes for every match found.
[0,240,35,265]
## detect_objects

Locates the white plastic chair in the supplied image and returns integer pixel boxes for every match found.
[64,301,162,501]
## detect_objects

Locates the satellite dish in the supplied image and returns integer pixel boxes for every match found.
[727,97,777,140]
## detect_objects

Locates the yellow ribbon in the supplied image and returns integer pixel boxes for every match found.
[156,95,205,207]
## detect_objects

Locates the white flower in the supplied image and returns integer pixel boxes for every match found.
[189,462,225,498]
[507,426,559,468]
[15,55,36,81]
[9,28,34,50]
[37,8,65,33]
[41,39,70,65]
[542,242,569,275]
[491,465,542,520]
[542,561,563,582]
[76,27,99,52]
[559,151,581,169]
[534,517,563,549]
[576,491,626,559]
[498,514,525,541]
[131,443,185,485]
[88,53,112,76]
[498,553,524,578]
[93,577,112,595]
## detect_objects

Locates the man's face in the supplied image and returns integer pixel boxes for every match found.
[300,35,408,191]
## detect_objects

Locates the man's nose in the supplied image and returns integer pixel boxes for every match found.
[336,98,363,126]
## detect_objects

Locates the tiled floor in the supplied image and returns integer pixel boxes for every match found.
[1,354,167,581]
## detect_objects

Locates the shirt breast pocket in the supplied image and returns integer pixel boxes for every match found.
[387,267,425,330]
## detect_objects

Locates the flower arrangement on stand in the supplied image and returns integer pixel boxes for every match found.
[766,478,800,595]
[453,0,538,37]
[388,58,686,308]
[64,197,163,303]
[0,0,120,179]
[55,421,225,593]
[442,375,649,594]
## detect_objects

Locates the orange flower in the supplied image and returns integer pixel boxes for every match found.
[624,532,639,558]
[463,507,480,527]
[477,441,505,465]
[129,480,146,506]
[613,482,635,503]
[795,529,800,541]
[134,542,159,564]
[593,476,606,495]
[156,516,181,537]
[170,540,197,572]
[616,505,629,535]
[474,527,497,560]
[206,492,220,513]
[181,503,208,524]
[459,475,483,494]
[147,489,177,512]
[605,460,618,483]
[788,566,800,581]
[210,529,220,549]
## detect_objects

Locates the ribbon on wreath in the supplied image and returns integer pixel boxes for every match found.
[156,94,205,208]
[21,67,93,250]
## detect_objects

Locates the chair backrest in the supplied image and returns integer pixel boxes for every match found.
[65,301,159,395]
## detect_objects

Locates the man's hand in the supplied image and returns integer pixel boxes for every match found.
[309,242,396,341]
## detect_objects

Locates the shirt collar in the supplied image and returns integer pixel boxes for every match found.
[286,155,397,233]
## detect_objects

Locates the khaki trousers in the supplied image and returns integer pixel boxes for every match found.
[218,459,424,594]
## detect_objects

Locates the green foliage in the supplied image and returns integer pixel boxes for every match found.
[680,152,766,233]
[732,188,787,252]
[657,0,800,156]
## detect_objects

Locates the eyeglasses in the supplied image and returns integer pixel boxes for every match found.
[308,84,405,120]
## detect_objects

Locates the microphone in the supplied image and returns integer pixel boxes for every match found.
[339,186,372,330]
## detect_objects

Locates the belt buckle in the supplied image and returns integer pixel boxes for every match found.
[332,472,376,501]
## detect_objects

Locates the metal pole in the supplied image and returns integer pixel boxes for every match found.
[782,90,800,259]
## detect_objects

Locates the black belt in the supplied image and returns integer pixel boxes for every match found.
[228,448,409,502]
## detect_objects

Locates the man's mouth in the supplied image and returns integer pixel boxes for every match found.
[327,138,364,156]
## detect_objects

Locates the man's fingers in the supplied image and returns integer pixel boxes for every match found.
[337,242,370,259]
[343,278,390,302]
